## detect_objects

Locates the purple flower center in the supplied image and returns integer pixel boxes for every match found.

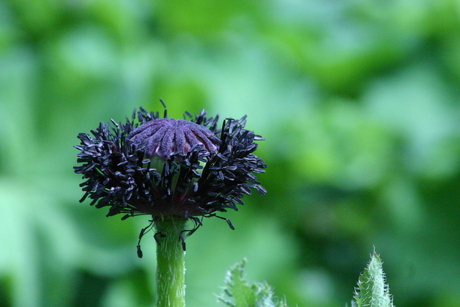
[129,118,221,160]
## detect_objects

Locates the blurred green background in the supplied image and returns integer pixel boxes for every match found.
[1,0,460,306]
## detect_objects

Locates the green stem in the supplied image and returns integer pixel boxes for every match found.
[155,219,187,307]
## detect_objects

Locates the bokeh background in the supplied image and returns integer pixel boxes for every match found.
[1,0,460,306]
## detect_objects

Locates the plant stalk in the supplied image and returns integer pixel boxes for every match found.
[155,219,187,307]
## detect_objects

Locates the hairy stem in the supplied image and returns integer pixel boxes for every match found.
[155,219,187,307]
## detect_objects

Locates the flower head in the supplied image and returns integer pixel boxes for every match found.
[74,106,266,231]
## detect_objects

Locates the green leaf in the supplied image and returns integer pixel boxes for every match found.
[217,258,288,307]
[352,251,394,307]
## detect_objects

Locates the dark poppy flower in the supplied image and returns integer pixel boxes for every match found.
[74,105,267,237]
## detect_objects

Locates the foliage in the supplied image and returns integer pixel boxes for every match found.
[217,252,394,307]
[352,252,394,307]
[217,259,288,307]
